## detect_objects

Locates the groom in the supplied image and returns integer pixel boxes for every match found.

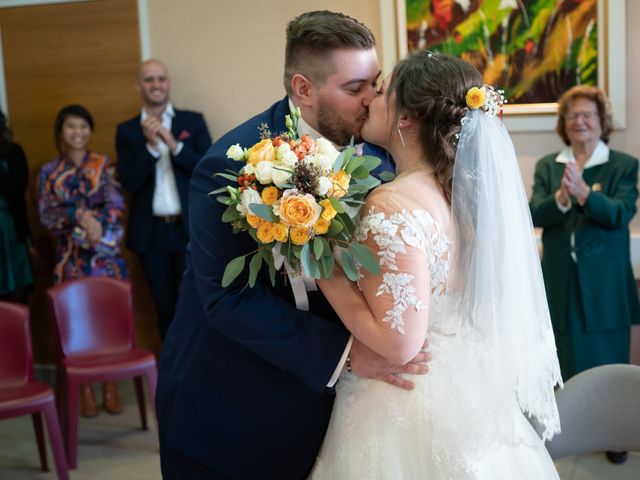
[157,10,429,479]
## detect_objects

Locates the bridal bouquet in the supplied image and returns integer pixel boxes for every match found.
[212,108,384,289]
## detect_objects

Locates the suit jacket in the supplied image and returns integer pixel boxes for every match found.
[115,108,212,253]
[157,97,394,479]
[530,149,640,334]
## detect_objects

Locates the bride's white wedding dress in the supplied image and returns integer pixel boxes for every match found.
[311,203,558,479]
[311,111,562,479]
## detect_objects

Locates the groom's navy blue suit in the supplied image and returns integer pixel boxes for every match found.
[157,97,393,479]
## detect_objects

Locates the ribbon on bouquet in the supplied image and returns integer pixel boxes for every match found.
[272,244,317,311]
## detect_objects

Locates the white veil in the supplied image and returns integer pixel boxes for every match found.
[451,109,563,441]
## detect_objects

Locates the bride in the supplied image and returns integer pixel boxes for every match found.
[310,51,563,479]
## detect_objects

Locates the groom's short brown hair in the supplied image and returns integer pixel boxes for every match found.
[283,11,376,95]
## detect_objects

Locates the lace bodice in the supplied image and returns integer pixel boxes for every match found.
[355,205,451,335]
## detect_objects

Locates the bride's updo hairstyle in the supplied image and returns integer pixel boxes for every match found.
[387,51,482,203]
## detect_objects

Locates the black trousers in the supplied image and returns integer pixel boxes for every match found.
[139,217,188,340]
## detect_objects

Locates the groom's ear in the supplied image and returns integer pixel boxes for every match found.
[290,74,314,106]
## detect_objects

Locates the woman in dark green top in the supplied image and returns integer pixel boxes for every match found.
[0,110,33,303]
[530,85,640,386]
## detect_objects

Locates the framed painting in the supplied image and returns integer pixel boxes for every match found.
[383,0,626,131]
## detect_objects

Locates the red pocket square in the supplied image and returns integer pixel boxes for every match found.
[178,130,191,140]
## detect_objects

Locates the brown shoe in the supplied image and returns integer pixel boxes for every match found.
[103,382,123,414]
[80,384,98,418]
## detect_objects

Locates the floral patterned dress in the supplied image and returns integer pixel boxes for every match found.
[38,152,128,283]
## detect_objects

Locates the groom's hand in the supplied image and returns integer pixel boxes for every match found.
[349,338,431,390]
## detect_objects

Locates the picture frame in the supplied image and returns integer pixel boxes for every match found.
[379,0,626,132]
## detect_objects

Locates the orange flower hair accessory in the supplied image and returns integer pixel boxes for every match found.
[465,85,506,117]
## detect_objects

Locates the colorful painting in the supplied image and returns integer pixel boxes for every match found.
[405,0,598,104]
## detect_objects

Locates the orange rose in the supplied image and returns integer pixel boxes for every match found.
[314,217,331,235]
[246,214,264,228]
[261,186,280,205]
[271,223,289,242]
[277,192,321,227]
[319,199,337,220]
[256,222,274,243]
[290,227,310,245]
[247,139,276,166]
[327,170,350,198]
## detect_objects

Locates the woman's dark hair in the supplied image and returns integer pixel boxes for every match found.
[555,85,613,145]
[0,110,13,155]
[387,51,482,203]
[54,104,94,153]
[284,10,376,95]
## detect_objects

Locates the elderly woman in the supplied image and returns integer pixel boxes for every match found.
[39,105,128,418]
[530,87,640,463]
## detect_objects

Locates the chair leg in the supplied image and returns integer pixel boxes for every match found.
[42,399,70,480]
[134,376,148,430]
[145,366,158,422]
[31,412,48,472]
[65,378,80,469]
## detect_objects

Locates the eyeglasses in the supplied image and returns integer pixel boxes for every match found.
[564,111,597,122]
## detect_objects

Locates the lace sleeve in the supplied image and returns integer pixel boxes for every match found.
[354,193,450,337]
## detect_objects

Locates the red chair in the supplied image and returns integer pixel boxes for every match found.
[46,277,157,469]
[0,301,69,480]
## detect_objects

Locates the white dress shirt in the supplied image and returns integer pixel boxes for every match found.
[142,103,183,216]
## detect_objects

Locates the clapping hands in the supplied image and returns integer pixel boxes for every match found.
[77,209,103,245]
[142,115,178,151]
[560,161,590,205]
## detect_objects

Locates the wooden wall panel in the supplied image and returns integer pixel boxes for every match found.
[1,0,160,362]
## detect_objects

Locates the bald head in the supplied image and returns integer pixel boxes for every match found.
[136,59,171,110]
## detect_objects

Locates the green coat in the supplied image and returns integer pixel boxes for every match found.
[530,149,640,361]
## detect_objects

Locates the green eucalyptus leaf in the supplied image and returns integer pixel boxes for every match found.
[214,172,241,182]
[340,250,359,281]
[222,255,246,287]
[248,253,263,288]
[351,242,380,275]
[313,237,324,260]
[329,197,345,213]
[249,203,277,222]
[328,219,344,235]
[351,165,370,180]
[268,261,276,286]
[361,155,382,172]
[222,205,241,222]
[344,156,365,174]
[378,171,396,182]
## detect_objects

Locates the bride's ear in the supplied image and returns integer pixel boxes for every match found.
[398,115,414,130]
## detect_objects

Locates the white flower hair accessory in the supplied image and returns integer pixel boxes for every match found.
[465,85,507,117]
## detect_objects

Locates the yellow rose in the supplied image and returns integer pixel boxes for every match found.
[465,87,485,110]
[319,199,337,220]
[278,193,321,227]
[327,170,350,198]
[261,186,280,205]
[246,214,263,228]
[247,139,276,166]
[290,227,310,245]
[256,222,274,243]
[314,217,331,235]
[271,223,289,242]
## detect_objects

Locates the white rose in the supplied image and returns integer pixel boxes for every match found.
[281,150,298,168]
[254,161,273,185]
[236,188,262,216]
[314,154,334,171]
[276,142,291,161]
[243,163,255,175]
[226,144,245,161]
[316,138,340,158]
[272,168,293,188]
[316,176,332,196]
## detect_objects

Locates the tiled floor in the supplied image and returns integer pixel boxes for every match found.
[0,380,638,479]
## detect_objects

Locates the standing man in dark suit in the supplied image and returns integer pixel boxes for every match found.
[116,59,212,340]
[157,11,429,480]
